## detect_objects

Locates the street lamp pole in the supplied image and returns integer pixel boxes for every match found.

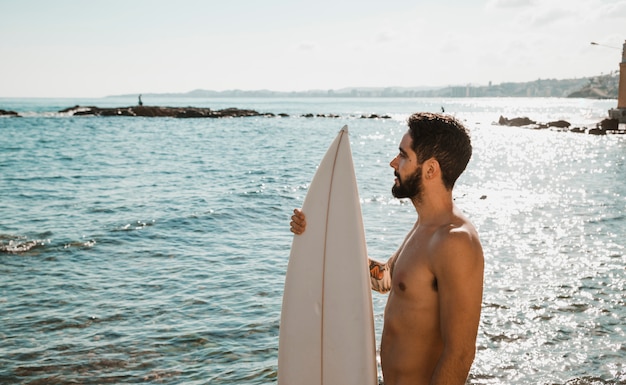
[607,41,626,121]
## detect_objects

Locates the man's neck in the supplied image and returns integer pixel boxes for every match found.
[411,188,455,226]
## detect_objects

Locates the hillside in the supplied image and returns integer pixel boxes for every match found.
[109,72,620,99]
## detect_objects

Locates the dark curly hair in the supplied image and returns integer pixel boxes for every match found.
[407,112,472,190]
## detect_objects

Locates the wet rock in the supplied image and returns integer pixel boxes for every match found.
[547,120,571,128]
[0,109,20,117]
[599,118,619,131]
[498,116,536,127]
[360,114,391,119]
[588,127,607,135]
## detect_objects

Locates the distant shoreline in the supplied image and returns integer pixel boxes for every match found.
[106,72,620,99]
[0,72,619,100]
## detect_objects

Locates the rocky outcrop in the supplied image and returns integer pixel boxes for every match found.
[599,118,619,130]
[585,119,620,135]
[57,105,397,120]
[58,105,277,118]
[498,116,536,127]
[547,120,571,128]
[497,115,624,135]
[0,109,20,117]
[301,113,340,118]
[360,114,392,119]
[300,113,391,119]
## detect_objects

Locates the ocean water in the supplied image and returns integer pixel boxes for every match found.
[0,96,624,385]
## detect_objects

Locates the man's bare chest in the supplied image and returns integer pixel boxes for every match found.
[391,232,437,295]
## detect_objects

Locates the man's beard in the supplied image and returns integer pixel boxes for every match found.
[392,166,422,200]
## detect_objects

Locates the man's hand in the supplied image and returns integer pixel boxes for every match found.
[290,208,306,235]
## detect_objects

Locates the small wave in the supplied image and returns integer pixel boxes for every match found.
[0,234,97,254]
[112,220,156,232]
[63,239,96,249]
[0,235,48,254]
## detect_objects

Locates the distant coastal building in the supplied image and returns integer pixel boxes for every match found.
[608,40,626,123]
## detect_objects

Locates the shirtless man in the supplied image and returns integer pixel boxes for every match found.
[290,112,484,385]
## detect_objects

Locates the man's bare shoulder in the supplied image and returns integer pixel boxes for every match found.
[430,217,483,271]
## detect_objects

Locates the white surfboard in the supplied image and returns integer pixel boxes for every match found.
[278,126,377,385]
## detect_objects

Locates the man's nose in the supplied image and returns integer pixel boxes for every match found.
[390,155,399,169]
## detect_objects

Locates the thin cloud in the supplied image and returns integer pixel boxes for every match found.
[527,6,576,26]
[375,29,397,43]
[296,41,317,51]
[596,0,626,18]
[486,0,533,9]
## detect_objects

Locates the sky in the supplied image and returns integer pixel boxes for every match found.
[0,0,625,98]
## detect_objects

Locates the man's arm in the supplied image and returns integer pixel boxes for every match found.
[369,253,397,293]
[369,258,390,293]
[430,229,484,385]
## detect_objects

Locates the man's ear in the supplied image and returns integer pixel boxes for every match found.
[423,158,440,180]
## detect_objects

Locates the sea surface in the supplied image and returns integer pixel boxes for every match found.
[1,96,624,385]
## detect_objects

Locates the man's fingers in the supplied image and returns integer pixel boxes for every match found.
[290,210,306,234]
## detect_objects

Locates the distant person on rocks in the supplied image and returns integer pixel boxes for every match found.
[138,94,143,106]
[290,112,484,385]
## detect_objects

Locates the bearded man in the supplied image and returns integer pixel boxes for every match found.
[290,112,484,385]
